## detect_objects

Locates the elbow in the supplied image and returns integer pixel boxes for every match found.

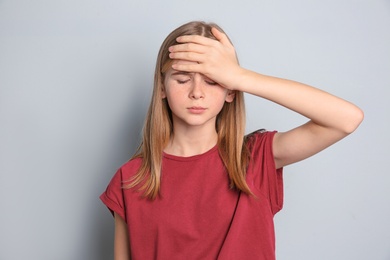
[343,106,364,134]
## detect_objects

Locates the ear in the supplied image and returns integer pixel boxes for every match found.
[225,90,235,103]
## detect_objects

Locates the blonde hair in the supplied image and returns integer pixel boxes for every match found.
[125,21,252,199]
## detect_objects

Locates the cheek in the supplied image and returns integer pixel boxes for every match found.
[212,87,230,102]
[164,87,185,108]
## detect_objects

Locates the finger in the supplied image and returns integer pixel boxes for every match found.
[169,43,207,54]
[176,35,217,46]
[169,51,204,63]
[171,60,203,73]
[211,27,230,45]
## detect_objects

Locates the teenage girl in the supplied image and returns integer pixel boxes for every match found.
[100,21,363,260]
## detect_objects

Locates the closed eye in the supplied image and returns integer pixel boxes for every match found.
[205,80,218,86]
[177,79,190,84]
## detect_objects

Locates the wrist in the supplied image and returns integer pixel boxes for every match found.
[231,67,251,92]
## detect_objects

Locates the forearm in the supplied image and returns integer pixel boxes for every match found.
[235,68,363,134]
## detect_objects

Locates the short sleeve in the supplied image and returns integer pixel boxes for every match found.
[100,168,127,221]
[247,130,284,215]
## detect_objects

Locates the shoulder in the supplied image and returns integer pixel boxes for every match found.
[117,157,143,179]
[245,129,277,149]
[108,157,143,185]
[244,129,278,165]
[121,157,143,172]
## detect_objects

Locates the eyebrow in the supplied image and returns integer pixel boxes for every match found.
[171,71,192,76]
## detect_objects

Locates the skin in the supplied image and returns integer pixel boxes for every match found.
[162,67,235,156]
[114,27,364,258]
[168,27,364,168]
[114,213,131,260]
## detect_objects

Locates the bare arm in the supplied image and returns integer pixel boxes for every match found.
[235,71,364,168]
[114,213,131,260]
[169,28,364,168]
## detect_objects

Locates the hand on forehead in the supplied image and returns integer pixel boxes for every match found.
[172,59,198,67]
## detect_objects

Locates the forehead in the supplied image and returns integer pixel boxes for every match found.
[163,59,198,75]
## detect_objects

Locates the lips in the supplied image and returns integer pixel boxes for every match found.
[187,106,206,114]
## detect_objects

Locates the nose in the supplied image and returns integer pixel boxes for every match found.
[189,76,204,100]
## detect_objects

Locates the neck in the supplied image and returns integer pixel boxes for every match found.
[164,126,218,157]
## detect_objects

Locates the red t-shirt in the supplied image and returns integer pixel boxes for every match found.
[100,131,283,260]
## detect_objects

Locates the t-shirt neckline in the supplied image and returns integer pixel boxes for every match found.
[163,144,218,162]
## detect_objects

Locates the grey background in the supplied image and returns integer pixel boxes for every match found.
[1,0,389,259]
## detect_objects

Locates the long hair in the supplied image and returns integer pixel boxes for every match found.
[125,21,252,199]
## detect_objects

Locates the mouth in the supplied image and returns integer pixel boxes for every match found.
[188,106,206,110]
[187,106,206,114]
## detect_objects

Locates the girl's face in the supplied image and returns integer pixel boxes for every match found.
[162,65,235,131]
